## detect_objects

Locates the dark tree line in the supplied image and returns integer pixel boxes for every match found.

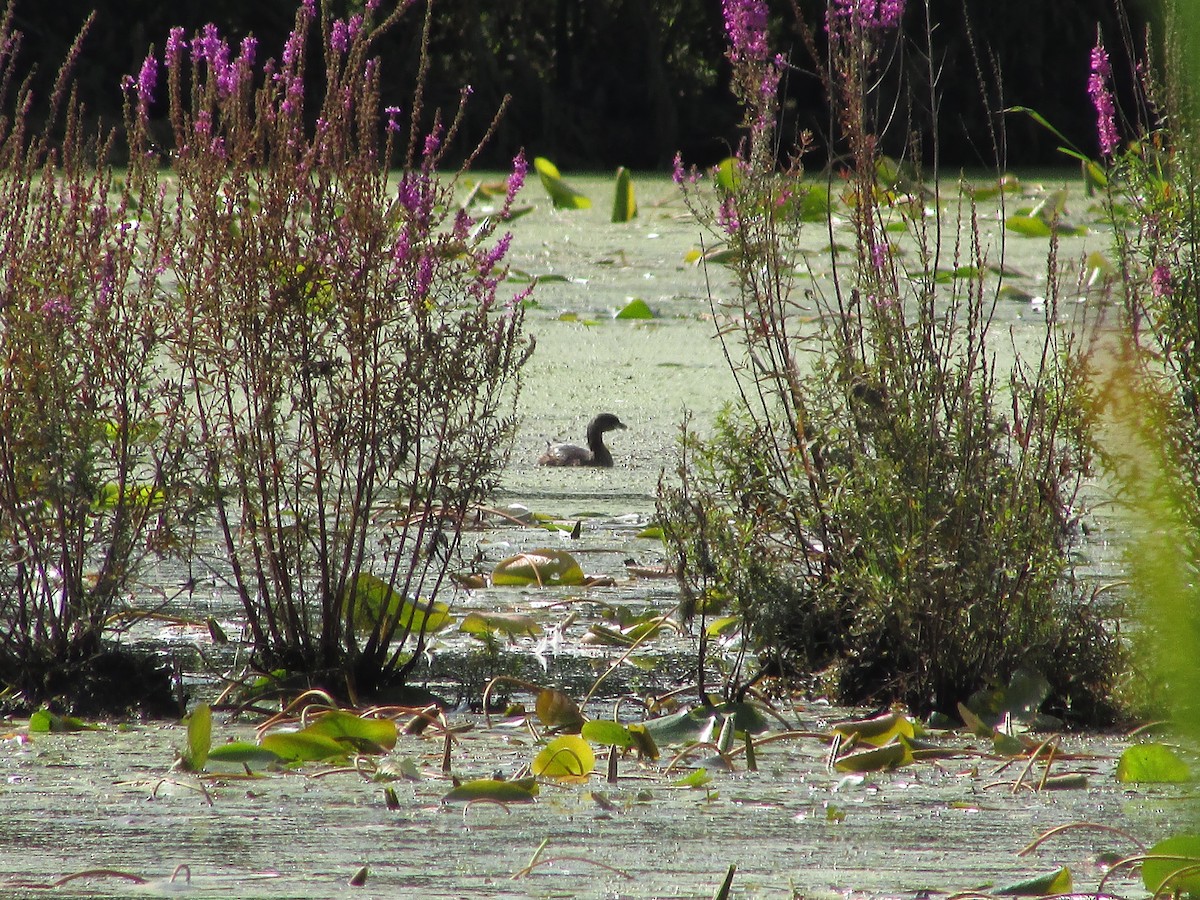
[11,0,1148,171]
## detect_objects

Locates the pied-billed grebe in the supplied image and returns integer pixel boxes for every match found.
[538,413,627,467]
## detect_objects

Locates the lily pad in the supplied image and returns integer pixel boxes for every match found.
[616,298,655,319]
[207,741,285,766]
[834,738,913,772]
[460,611,543,639]
[611,166,637,222]
[532,734,595,782]
[443,777,539,803]
[535,688,585,731]
[833,711,915,747]
[345,573,452,636]
[492,548,585,587]
[260,730,350,763]
[1144,835,1200,896]
[1116,743,1192,783]
[304,709,398,754]
[534,157,591,210]
[581,719,636,750]
[997,866,1073,896]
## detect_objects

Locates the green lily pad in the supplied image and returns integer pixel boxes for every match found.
[833,711,915,747]
[1116,743,1192,783]
[834,738,913,772]
[443,777,539,803]
[492,548,585,587]
[1144,835,1200,896]
[534,157,591,210]
[260,730,349,762]
[207,741,285,765]
[29,709,94,733]
[997,866,1073,896]
[532,734,595,782]
[304,709,398,754]
[182,703,212,771]
[459,611,543,639]
[581,719,636,749]
[345,573,452,636]
[616,298,654,319]
[611,166,637,222]
[1004,215,1053,237]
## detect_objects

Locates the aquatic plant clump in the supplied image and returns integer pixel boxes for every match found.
[660,0,1121,719]
[144,1,531,695]
[0,6,204,714]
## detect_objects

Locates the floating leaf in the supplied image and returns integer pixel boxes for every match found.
[627,723,659,760]
[795,184,832,223]
[705,615,741,638]
[615,298,654,319]
[998,867,1073,896]
[260,730,350,762]
[582,719,636,749]
[443,777,539,803]
[492,548,585,587]
[1005,215,1053,237]
[29,709,92,733]
[534,157,591,209]
[346,573,452,636]
[833,711,915,747]
[673,767,713,788]
[1117,744,1192,783]
[183,703,212,771]
[636,524,664,540]
[460,611,542,639]
[533,735,595,782]
[714,157,739,192]
[834,738,913,772]
[536,689,585,731]
[305,710,398,754]
[1144,835,1200,896]
[611,166,637,222]
[207,741,284,765]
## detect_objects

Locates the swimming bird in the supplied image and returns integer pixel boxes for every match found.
[538,413,627,467]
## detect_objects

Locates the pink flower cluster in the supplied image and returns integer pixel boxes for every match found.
[828,0,905,31]
[1088,39,1119,158]
[721,0,769,64]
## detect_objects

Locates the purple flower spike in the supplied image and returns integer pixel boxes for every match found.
[384,105,403,134]
[331,20,350,54]
[137,53,158,105]
[165,27,188,68]
[722,0,769,63]
[1088,38,1119,158]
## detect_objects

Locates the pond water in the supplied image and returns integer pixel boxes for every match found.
[1,172,1183,899]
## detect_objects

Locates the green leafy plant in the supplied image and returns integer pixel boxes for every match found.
[660,0,1120,718]
[0,7,204,714]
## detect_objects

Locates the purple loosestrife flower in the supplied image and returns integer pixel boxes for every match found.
[330,19,350,54]
[480,232,513,278]
[384,105,403,133]
[193,23,224,65]
[40,296,74,322]
[1152,264,1173,299]
[722,0,769,64]
[137,53,158,106]
[716,195,740,235]
[416,253,434,298]
[1088,38,1119,158]
[505,151,528,207]
[829,0,905,31]
[165,27,187,68]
